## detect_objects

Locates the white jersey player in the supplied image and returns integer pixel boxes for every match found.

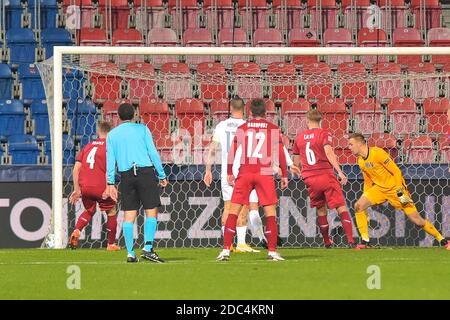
[204,97,296,252]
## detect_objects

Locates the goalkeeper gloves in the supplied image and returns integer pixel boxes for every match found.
[396,188,413,206]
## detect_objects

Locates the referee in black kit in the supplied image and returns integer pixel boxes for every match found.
[104,103,168,263]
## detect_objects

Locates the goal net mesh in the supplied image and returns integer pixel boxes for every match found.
[37,52,450,249]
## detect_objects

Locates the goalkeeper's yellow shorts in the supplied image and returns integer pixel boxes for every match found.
[363,185,418,215]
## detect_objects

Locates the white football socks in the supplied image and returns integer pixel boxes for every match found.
[248,210,266,242]
[236,226,247,245]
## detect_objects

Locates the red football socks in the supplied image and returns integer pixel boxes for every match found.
[265,216,278,252]
[75,210,93,231]
[106,215,118,245]
[339,211,355,244]
[317,215,332,246]
[223,214,238,250]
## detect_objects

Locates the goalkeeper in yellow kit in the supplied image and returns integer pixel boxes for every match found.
[348,133,450,250]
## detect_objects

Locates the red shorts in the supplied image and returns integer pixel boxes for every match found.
[231,173,278,206]
[81,186,116,213]
[303,173,346,209]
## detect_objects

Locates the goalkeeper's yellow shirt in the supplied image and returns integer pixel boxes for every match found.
[357,147,405,192]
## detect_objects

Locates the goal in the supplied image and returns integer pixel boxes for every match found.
[37,46,450,249]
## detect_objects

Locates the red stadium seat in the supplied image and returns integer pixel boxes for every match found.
[337,62,367,101]
[125,62,156,103]
[379,0,407,32]
[160,62,192,103]
[112,29,144,64]
[64,0,96,29]
[368,133,399,160]
[245,99,277,124]
[197,62,228,101]
[169,0,200,30]
[238,0,270,31]
[89,62,122,103]
[307,0,338,30]
[393,28,424,65]
[140,98,171,135]
[373,63,403,101]
[101,100,121,127]
[403,135,435,164]
[232,62,263,100]
[341,0,371,30]
[204,0,234,29]
[302,62,333,101]
[428,28,450,65]
[153,132,178,163]
[323,28,354,66]
[147,28,179,66]
[273,0,304,31]
[133,0,165,31]
[103,0,131,29]
[357,28,389,65]
[411,0,441,30]
[79,28,109,64]
[267,62,298,101]
[218,29,250,66]
[352,98,384,135]
[183,28,214,66]
[175,98,206,139]
[317,98,349,136]
[423,97,450,135]
[210,99,230,123]
[333,134,357,164]
[439,135,450,163]
[408,63,437,102]
[253,29,285,66]
[281,98,310,137]
[387,97,419,136]
[289,29,320,66]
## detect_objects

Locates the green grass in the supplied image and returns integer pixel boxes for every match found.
[1,248,449,300]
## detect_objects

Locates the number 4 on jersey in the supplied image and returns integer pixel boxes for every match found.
[86,147,98,169]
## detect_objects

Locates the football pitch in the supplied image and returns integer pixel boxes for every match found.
[1,247,449,300]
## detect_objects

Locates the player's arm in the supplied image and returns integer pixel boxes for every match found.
[377,149,403,189]
[324,145,347,185]
[362,169,373,193]
[204,131,220,187]
[69,161,82,205]
[104,134,119,201]
[144,127,167,187]
[277,134,289,189]
[376,149,412,204]
[227,135,239,186]
[291,138,302,177]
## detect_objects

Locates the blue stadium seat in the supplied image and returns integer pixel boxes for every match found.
[0,99,25,139]
[29,0,59,29]
[5,0,25,29]
[63,69,84,101]
[41,28,73,59]
[6,28,37,64]
[19,64,46,102]
[0,143,3,161]
[45,134,76,164]
[8,134,40,164]
[31,100,50,139]
[68,99,97,137]
[0,64,13,99]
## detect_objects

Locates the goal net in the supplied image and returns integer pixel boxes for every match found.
[37,47,450,249]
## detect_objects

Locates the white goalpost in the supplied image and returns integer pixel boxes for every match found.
[39,46,450,249]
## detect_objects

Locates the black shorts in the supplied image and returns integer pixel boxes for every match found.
[119,167,161,211]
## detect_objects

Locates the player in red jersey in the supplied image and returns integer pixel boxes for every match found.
[217,99,289,261]
[68,121,120,251]
[292,109,355,248]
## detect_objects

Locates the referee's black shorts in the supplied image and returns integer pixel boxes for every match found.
[119,167,161,211]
